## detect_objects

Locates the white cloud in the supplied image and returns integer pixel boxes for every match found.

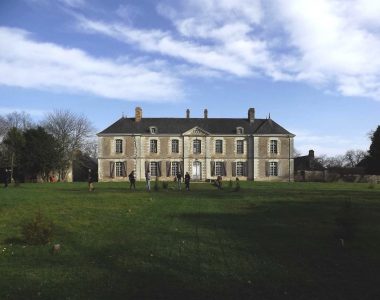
[0,27,183,102]
[292,128,369,156]
[76,0,380,101]
[273,0,380,100]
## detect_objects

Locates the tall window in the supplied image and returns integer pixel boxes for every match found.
[270,140,278,154]
[171,162,179,176]
[150,162,158,176]
[150,139,158,153]
[215,140,223,153]
[172,139,179,153]
[115,139,123,153]
[193,140,201,154]
[269,162,278,176]
[236,162,245,176]
[237,140,244,154]
[115,162,123,177]
[215,162,223,176]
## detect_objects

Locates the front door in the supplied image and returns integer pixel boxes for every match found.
[192,161,202,180]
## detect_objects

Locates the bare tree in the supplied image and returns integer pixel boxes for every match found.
[344,149,367,168]
[0,111,33,138]
[42,110,95,180]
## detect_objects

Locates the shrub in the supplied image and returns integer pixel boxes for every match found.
[21,211,54,245]
[162,181,169,189]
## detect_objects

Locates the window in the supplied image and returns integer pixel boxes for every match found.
[269,162,278,176]
[150,162,158,176]
[150,140,158,153]
[237,140,244,154]
[236,127,244,134]
[236,162,245,176]
[193,140,201,154]
[270,140,278,154]
[215,162,223,176]
[115,162,123,177]
[172,139,179,153]
[150,127,157,134]
[215,140,223,153]
[171,162,179,176]
[115,139,123,153]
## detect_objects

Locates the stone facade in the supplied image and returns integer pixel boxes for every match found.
[97,108,295,182]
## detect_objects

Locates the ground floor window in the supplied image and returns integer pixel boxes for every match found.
[150,162,158,176]
[269,162,278,176]
[115,162,123,177]
[215,162,223,176]
[171,162,179,176]
[236,162,245,176]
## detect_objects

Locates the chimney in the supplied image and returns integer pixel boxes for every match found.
[135,107,142,122]
[204,109,208,119]
[308,150,315,159]
[186,109,190,119]
[248,108,255,123]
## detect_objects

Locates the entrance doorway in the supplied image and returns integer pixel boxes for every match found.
[192,161,202,180]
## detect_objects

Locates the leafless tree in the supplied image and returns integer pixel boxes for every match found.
[0,111,33,138]
[343,149,367,168]
[42,110,95,180]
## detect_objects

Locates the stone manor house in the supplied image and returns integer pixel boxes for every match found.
[97,107,295,182]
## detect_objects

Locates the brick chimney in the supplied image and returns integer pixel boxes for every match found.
[308,150,314,159]
[204,109,208,119]
[135,107,142,122]
[186,109,190,119]
[248,108,255,123]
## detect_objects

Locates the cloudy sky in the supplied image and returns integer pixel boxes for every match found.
[1,0,379,155]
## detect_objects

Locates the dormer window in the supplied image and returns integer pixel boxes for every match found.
[236,127,244,134]
[149,126,157,134]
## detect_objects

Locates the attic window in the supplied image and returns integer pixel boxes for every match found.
[149,126,157,134]
[236,127,244,134]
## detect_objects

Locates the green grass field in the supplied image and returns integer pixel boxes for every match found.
[1,181,380,299]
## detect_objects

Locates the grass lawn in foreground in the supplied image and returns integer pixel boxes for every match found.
[0,181,380,299]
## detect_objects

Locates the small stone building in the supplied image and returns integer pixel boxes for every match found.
[97,107,295,182]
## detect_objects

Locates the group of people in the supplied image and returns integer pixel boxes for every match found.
[142,170,191,192]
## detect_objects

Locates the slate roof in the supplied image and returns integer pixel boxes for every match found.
[98,117,294,136]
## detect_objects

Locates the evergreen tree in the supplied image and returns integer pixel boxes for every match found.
[22,127,61,181]
[366,126,380,175]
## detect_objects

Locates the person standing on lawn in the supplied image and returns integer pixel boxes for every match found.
[3,168,9,188]
[185,172,191,191]
[145,170,151,191]
[176,171,182,190]
[88,169,95,192]
[129,171,136,190]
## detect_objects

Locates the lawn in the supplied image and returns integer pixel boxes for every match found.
[0,181,380,299]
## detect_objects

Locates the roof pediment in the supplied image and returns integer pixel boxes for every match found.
[183,126,210,136]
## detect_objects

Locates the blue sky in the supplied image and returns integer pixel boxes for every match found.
[1,0,379,155]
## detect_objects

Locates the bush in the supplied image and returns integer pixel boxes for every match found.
[162,181,169,189]
[21,211,54,245]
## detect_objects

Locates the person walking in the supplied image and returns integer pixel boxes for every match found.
[88,169,95,192]
[216,175,222,190]
[129,171,136,190]
[145,170,151,192]
[176,171,182,190]
[184,172,191,191]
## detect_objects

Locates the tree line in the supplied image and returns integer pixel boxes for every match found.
[295,126,380,175]
[0,110,96,182]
